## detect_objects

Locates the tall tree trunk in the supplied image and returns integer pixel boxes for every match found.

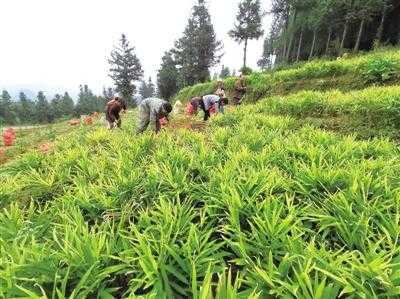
[282,37,287,62]
[340,20,349,53]
[243,38,248,69]
[309,29,317,60]
[376,4,388,43]
[325,27,332,56]
[285,8,298,62]
[296,28,303,62]
[354,18,365,53]
[282,14,290,62]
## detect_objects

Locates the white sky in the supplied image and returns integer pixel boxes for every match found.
[0,0,272,97]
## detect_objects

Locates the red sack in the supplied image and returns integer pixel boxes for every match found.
[160,117,168,127]
[209,104,216,115]
[68,119,80,126]
[4,128,15,137]
[84,116,93,125]
[3,128,16,147]
[186,103,195,116]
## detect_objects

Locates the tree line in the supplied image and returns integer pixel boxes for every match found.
[2,0,265,125]
[0,85,116,126]
[258,0,400,68]
[5,0,398,125]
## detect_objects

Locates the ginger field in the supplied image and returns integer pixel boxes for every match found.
[2,94,400,298]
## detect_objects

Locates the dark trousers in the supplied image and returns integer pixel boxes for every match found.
[106,112,121,128]
[199,99,210,121]
[233,97,242,105]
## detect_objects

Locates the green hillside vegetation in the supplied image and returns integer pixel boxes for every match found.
[2,49,400,297]
[174,48,400,103]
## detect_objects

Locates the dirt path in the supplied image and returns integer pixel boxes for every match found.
[2,125,46,131]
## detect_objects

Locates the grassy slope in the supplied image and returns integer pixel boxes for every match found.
[2,50,400,297]
[174,47,400,103]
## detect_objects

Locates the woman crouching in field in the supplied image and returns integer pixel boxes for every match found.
[105,94,126,129]
[188,94,223,121]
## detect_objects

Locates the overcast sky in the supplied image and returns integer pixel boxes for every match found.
[0,0,272,97]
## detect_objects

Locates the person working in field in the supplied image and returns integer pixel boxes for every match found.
[215,81,227,113]
[106,94,126,129]
[137,98,173,134]
[188,94,223,121]
[233,74,246,105]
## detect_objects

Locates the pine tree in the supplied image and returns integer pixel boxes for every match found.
[229,0,264,68]
[174,0,222,86]
[109,34,143,105]
[75,85,100,115]
[17,92,34,124]
[139,77,155,99]
[102,87,115,100]
[219,65,231,79]
[157,51,180,100]
[50,94,65,120]
[35,91,51,124]
[258,36,274,70]
[60,92,75,117]
[0,90,16,125]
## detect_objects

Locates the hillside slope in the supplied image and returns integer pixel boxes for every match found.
[174,48,400,104]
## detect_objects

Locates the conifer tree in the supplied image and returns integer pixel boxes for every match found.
[229,0,264,68]
[219,65,231,79]
[60,92,75,117]
[157,51,180,100]
[109,34,143,104]
[35,91,51,123]
[139,77,155,99]
[0,90,14,125]
[17,92,34,124]
[174,0,222,86]
[258,36,274,69]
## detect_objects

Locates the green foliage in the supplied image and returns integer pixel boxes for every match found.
[139,77,156,99]
[108,34,144,101]
[157,51,180,100]
[173,0,222,86]
[240,66,253,75]
[360,57,398,84]
[219,65,231,79]
[3,97,400,297]
[0,90,16,125]
[174,48,400,103]
[229,0,264,68]
[75,85,105,116]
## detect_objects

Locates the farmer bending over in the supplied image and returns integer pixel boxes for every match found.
[189,94,222,121]
[137,98,172,134]
[106,94,126,129]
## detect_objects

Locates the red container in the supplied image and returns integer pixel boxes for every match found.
[84,116,93,125]
[3,129,16,146]
[159,117,168,127]
[186,103,195,116]
[209,104,216,115]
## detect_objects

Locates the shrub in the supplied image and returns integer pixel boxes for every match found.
[360,57,398,84]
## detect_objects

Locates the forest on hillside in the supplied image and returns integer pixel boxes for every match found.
[258,0,400,68]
